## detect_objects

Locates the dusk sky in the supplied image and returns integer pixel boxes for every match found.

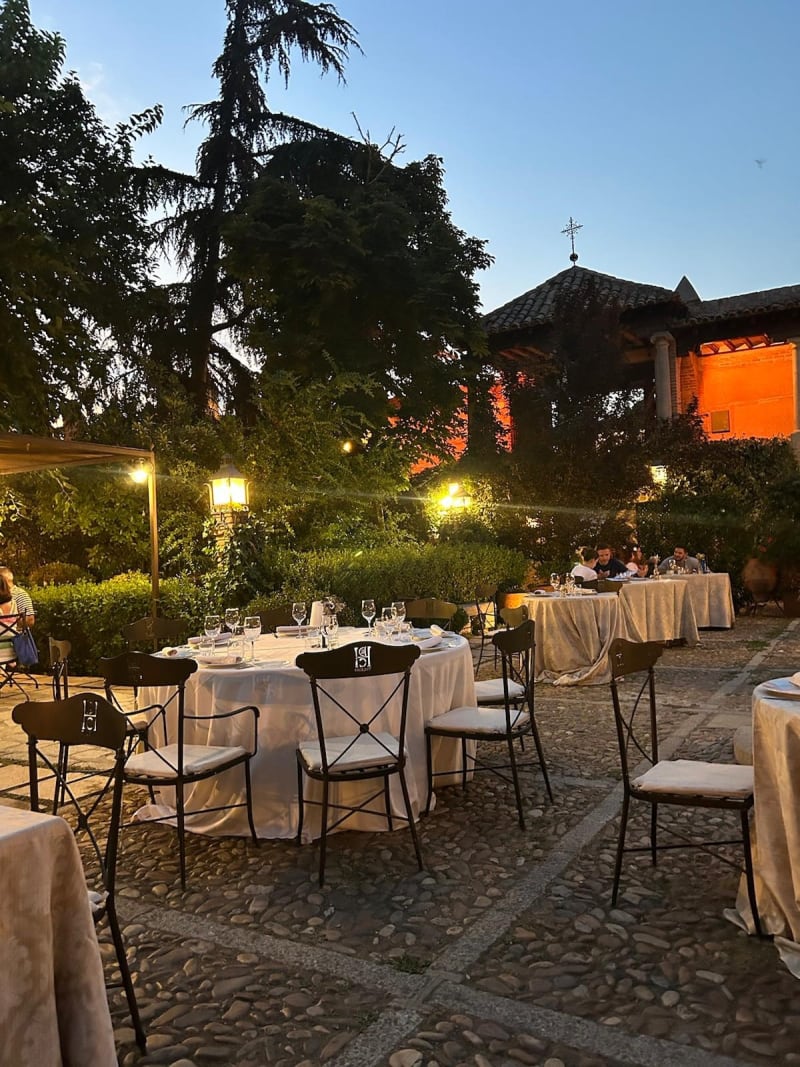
[29,0,800,312]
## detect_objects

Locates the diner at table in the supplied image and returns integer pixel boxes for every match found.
[138,620,476,840]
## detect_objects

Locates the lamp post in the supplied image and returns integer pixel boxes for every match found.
[208,458,249,543]
[129,452,159,618]
[438,482,472,511]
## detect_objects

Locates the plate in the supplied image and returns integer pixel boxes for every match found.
[762,677,800,701]
[195,655,244,669]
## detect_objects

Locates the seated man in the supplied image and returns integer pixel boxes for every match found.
[593,544,628,579]
[657,546,701,574]
[571,547,599,582]
[0,567,34,625]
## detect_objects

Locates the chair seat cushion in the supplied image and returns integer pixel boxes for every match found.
[474,678,525,703]
[633,759,753,798]
[126,743,249,779]
[298,732,401,772]
[427,705,530,734]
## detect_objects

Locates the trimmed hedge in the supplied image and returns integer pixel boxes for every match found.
[26,544,526,671]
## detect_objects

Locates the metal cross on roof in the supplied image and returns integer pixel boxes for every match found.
[561,216,583,265]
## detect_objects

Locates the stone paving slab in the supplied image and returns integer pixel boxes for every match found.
[1,613,798,1066]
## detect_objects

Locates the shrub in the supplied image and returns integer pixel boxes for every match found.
[28,562,89,586]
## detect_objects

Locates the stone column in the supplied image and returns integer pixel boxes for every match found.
[650,332,675,420]
[790,337,800,461]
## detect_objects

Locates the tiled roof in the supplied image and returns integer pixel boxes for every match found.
[677,284,800,325]
[483,266,677,335]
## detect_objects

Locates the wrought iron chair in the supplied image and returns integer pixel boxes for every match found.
[608,638,762,935]
[403,598,458,629]
[469,583,498,672]
[257,605,295,632]
[124,615,187,652]
[295,641,423,886]
[0,612,39,698]
[475,604,529,706]
[12,693,147,1051]
[117,652,260,889]
[49,637,71,700]
[425,619,552,828]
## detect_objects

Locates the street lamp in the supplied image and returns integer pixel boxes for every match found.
[649,464,668,488]
[208,459,249,545]
[128,455,159,618]
[438,482,472,511]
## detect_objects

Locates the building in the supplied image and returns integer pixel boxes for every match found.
[482,266,800,452]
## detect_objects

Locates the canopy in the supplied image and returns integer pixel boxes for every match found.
[0,432,159,615]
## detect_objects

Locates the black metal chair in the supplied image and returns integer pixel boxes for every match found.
[403,598,458,629]
[12,693,147,1051]
[471,583,499,672]
[124,615,187,652]
[596,578,623,594]
[608,638,762,935]
[0,612,39,698]
[257,605,295,632]
[108,652,260,889]
[475,605,529,706]
[295,641,423,886]
[49,637,71,700]
[425,620,552,828]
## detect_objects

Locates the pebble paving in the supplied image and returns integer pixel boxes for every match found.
[1,609,799,1065]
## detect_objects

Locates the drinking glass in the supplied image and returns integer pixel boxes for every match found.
[242,616,261,661]
[291,601,306,632]
[224,608,240,637]
[204,614,221,654]
[550,573,561,593]
[361,598,376,634]
[392,601,406,626]
[322,613,339,648]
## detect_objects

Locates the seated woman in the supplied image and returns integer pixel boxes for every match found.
[626,547,652,577]
[0,574,19,668]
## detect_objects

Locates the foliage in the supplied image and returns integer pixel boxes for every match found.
[28,562,88,585]
[28,573,206,673]
[0,0,159,432]
[227,142,491,457]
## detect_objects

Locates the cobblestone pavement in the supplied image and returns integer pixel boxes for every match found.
[2,610,800,1066]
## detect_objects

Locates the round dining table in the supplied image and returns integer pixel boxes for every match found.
[524,591,621,685]
[140,628,476,841]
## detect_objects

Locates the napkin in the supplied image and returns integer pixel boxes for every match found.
[309,601,324,628]
[430,624,445,636]
[418,635,442,649]
[790,673,800,688]
[188,633,232,647]
[276,624,309,636]
[195,653,242,666]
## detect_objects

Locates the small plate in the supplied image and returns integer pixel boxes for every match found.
[762,677,800,701]
[196,655,244,669]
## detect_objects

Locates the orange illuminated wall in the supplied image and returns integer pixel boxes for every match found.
[687,343,795,439]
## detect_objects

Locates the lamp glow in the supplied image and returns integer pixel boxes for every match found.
[209,459,249,511]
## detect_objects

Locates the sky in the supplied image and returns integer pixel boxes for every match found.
[28,0,800,313]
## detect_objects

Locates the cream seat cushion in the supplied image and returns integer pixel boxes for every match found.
[126,743,248,778]
[428,705,529,734]
[298,732,402,772]
[633,759,753,797]
[474,678,525,703]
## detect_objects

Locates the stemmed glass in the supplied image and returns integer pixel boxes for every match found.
[224,608,240,644]
[392,601,406,626]
[292,601,306,634]
[381,605,397,640]
[361,598,376,635]
[204,614,221,656]
[322,612,339,648]
[242,616,261,662]
[550,573,561,593]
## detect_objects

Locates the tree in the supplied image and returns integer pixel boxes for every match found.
[0,0,159,433]
[225,139,491,457]
[145,0,358,416]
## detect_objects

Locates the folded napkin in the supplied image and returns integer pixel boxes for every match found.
[790,673,800,688]
[418,635,442,650]
[430,624,445,637]
[276,624,309,636]
[188,633,232,647]
[195,653,242,667]
[309,601,324,628]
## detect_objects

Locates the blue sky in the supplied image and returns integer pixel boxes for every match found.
[29,0,800,311]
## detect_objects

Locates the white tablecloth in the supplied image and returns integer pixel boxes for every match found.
[618,579,700,646]
[142,629,476,840]
[0,805,116,1067]
[657,572,735,628]
[524,593,621,686]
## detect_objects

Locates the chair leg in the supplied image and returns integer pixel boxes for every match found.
[105,898,147,1052]
[318,779,329,887]
[295,761,305,844]
[424,731,434,816]
[244,761,259,846]
[383,775,394,831]
[54,743,69,813]
[741,808,764,938]
[650,803,658,866]
[612,793,631,906]
[176,783,187,891]
[529,717,553,803]
[461,737,468,790]
[398,768,424,871]
[507,733,525,830]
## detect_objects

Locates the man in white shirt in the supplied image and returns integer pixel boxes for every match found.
[571,548,599,583]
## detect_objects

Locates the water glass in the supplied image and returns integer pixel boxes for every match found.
[550,573,561,593]
[361,598,376,634]
[204,614,221,653]
[242,616,261,661]
[322,613,339,648]
[292,601,306,631]
[392,601,406,626]
[224,608,240,637]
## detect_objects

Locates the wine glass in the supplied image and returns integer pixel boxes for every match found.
[291,601,306,633]
[224,608,240,641]
[550,573,561,593]
[392,601,406,627]
[242,616,261,662]
[381,605,397,641]
[322,612,339,648]
[204,614,221,655]
[361,598,376,634]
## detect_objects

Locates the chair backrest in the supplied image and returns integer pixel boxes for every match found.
[124,616,187,652]
[500,604,528,628]
[13,694,128,897]
[49,637,71,699]
[0,611,23,664]
[403,598,457,627]
[296,642,420,774]
[608,639,664,790]
[491,620,535,727]
[496,590,527,611]
[99,651,197,760]
[258,605,295,632]
[597,579,622,594]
